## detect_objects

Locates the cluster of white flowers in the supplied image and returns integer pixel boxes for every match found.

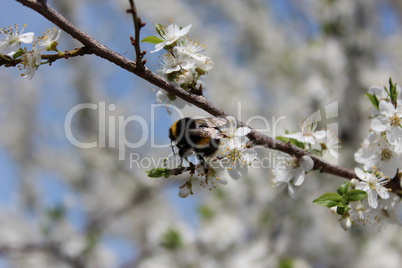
[173,116,257,197]
[282,115,340,159]
[146,23,214,112]
[0,24,61,79]
[145,22,400,230]
[355,84,402,179]
[347,83,402,228]
[272,154,314,199]
[272,115,340,199]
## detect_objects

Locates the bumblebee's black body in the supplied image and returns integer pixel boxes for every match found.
[169,117,227,162]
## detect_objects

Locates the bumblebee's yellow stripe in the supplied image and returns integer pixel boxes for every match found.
[170,120,180,138]
[197,138,211,146]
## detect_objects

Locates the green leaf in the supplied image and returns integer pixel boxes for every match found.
[146,168,170,178]
[46,205,66,221]
[337,181,350,195]
[346,189,367,202]
[83,230,99,255]
[313,193,342,207]
[308,148,323,157]
[141,36,163,44]
[389,77,398,106]
[198,205,215,220]
[366,93,380,110]
[336,206,346,215]
[161,228,183,250]
[275,136,306,149]
[278,258,294,268]
[12,48,24,59]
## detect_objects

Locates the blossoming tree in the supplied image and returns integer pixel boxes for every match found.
[0,0,401,267]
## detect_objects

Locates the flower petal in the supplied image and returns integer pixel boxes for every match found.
[234,127,251,137]
[379,100,395,116]
[368,190,378,209]
[151,42,165,53]
[178,24,192,37]
[155,90,167,103]
[228,168,241,180]
[376,187,390,200]
[299,155,314,172]
[19,32,34,43]
[354,167,366,181]
[293,168,305,186]
[313,130,327,140]
[387,126,402,145]
[287,183,298,199]
[368,85,387,98]
[370,117,388,132]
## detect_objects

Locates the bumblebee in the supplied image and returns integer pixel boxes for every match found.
[169,117,228,164]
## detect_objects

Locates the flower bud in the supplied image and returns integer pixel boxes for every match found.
[340,215,352,231]
[350,178,359,188]
[178,182,192,198]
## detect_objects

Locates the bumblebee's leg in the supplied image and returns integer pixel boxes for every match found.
[170,141,175,155]
[183,156,191,166]
[196,154,209,174]
[178,147,188,166]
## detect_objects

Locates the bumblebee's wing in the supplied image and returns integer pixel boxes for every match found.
[188,128,226,139]
[193,117,227,128]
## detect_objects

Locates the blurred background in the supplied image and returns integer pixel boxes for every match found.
[1,0,402,267]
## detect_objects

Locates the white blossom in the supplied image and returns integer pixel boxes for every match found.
[272,170,298,199]
[178,182,192,198]
[340,215,352,231]
[151,23,192,53]
[370,100,402,146]
[349,193,401,228]
[220,124,256,180]
[159,52,195,74]
[272,154,314,199]
[283,115,326,145]
[37,28,61,51]
[354,167,390,209]
[368,85,393,117]
[194,54,214,72]
[196,161,229,190]
[154,89,186,115]
[175,70,194,85]
[174,38,214,73]
[175,37,206,60]
[221,116,251,150]
[354,131,401,178]
[20,47,41,79]
[318,130,341,159]
[0,24,34,56]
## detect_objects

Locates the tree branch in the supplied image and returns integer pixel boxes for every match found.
[13,0,402,195]
[0,46,92,67]
[14,0,226,115]
[127,0,146,68]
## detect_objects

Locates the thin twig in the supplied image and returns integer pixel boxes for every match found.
[0,46,92,67]
[127,0,146,68]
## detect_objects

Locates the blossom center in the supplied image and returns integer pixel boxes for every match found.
[229,149,243,164]
[389,114,401,126]
[367,179,377,190]
[207,167,217,178]
[380,148,393,161]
